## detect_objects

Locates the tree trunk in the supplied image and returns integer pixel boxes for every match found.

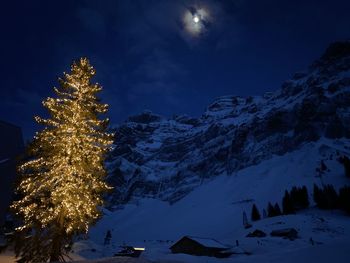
[50,229,63,262]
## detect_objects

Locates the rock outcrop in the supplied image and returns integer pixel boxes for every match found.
[106,41,350,206]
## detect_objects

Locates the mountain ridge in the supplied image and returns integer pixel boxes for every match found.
[106,40,350,206]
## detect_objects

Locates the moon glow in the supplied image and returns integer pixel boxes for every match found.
[183,8,209,36]
[193,15,200,24]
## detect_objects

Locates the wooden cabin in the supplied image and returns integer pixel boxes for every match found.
[170,236,232,258]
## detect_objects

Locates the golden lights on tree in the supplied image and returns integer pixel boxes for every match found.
[11,58,114,262]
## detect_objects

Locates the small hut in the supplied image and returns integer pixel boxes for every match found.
[170,236,232,258]
[114,246,145,258]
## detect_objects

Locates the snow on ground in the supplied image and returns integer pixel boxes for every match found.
[0,249,85,263]
[71,138,350,262]
[74,210,350,262]
[2,139,349,262]
[73,211,350,263]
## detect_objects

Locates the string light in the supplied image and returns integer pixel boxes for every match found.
[11,58,114,262]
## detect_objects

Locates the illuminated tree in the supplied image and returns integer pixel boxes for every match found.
[11,58,114,262]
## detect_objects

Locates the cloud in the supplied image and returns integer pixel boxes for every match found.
[70,0,243,119]
[159,1,240,47]
[111,0,240,48]
[128,48,187,105]
[73,1,189,109]
[74,0,242,56]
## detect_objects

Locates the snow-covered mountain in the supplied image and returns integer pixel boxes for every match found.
[106,41,350,206]
[69,41,350,263]
[79,138,350,262]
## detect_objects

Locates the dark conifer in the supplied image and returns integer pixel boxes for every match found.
[339,186,350,213]
[267,202,275,217]
[290,186,299,209]
[274,203,282,216]
[301,186,309,208]
[290,186,309,210]
[282,190,294,214]
[341,156,350,178]
[313,184,321,205]
[314,184,338,209]
[251,204,261,221]
[324,184,338,209]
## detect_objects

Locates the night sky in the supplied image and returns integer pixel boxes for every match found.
[1,0,349,139]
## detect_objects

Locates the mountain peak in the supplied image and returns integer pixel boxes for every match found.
[321,40,350,61]
[127,110,162,124]
[107,42,350,205]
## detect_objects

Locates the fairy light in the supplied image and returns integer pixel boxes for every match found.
[11,58,114,262]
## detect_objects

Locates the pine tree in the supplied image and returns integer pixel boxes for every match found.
[282,190,294,214]
[251,204,261,221]
[301,186,309,208]
[290,187,298,208]
[290,186,308,210]
[314,184,338,209]
[324,184,338,209]
[339,186,350,213]
[267,202,275,217]
[340,156,350,178]
[11,58,114,262]
[313,184,321,205]
[274,203,282,216]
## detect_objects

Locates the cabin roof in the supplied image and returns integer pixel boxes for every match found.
[185,236,230,249]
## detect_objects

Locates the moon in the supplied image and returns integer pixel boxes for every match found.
[183,7,210,37]
[193,15,200,24]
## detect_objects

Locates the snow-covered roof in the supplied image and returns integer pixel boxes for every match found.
[187,236,230,249]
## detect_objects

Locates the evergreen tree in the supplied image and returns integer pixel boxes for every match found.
[339,186,350,213]
[11,58,114,262]
[301,186,310,208]
[324,184,338,209]
[267,202,275,217]
[314,184,327,209]
[290,186,299,209]
[313,184,321,205]
[251,204,261,221]
[340,156,350,178]
[290,186,309,210]
[282,190,294,214]
[314,184,338,209]
[274,203,282,216]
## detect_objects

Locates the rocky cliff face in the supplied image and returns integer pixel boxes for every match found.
[106,41,350,206]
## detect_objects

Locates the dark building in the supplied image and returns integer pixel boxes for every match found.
[170,236,232,258]
[270,228,298,240]
[0,120,24,227]
[113,246,145,258]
